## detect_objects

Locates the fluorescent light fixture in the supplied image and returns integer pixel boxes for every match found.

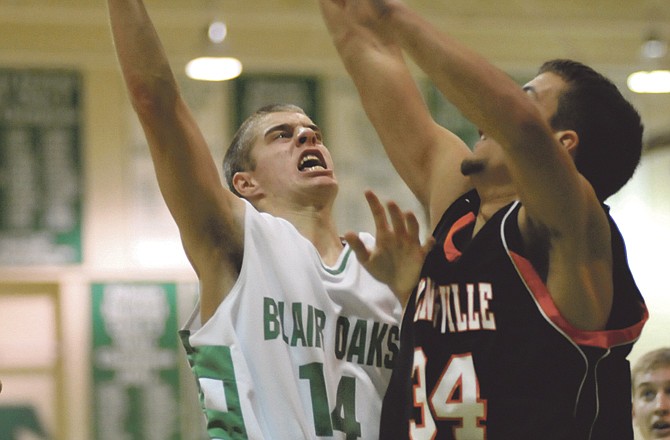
[185,56,242,81]
[627,70,670,93]
[186,19,242,82]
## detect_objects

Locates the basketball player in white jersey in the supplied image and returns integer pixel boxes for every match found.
[632,348,670,440]
[106,1,432,438]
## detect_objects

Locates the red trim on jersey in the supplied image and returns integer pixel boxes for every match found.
[443,212,476,263]
[509,251,648,349]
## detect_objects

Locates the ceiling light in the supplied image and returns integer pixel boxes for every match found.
[208,21,228,44]
[628,32,670,94]
[185,19,242,82]
[186,57,242,81]
[627,70,670,94]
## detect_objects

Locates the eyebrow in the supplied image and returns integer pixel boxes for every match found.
[264,123,292,137]
[264,122,321,137]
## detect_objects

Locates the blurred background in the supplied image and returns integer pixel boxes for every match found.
[0,0,668,439]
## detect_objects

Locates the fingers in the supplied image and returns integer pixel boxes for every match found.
[405,208,420,239]
[422,235,436,254]
[364,189,425,241]
[365,190,407,236]
[404,212,424,240]
[364,190,390,234]
[317,0,344,31]
[386,200,407,238]
[343,231,371,263]
[318,0,337,15]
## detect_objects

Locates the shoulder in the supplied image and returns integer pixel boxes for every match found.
[245,202,301,238]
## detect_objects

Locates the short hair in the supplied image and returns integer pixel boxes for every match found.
[631,347,670,392]
[223,103,307,197]
[538,59,644,201]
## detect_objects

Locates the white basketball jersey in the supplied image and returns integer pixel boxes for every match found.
[180,201,402,439]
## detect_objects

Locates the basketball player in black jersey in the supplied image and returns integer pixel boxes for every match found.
[320,0,648,438]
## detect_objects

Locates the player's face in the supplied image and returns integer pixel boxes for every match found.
[633,367,670,439]
[249,111,337,200]
[522,72,565,125]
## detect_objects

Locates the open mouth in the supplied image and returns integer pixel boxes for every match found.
[298,152,327,172]
[652,420,670,436]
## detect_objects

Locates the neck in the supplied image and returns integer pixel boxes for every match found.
[256,197,344,266]
[471,178,517,235]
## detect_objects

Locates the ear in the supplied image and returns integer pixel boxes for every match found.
[556,130,579,159]
[232,171,262,198]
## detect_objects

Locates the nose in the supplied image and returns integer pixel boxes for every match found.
[656,392,670,413]
[296,127,318,146]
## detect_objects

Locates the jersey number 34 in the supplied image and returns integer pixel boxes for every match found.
[411,350,487,440]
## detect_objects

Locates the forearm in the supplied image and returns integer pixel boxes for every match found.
[107,0,179,110]
[326,10,416,137]
[381,2,540,148]
[327,21,445,206]
[382,3,593,237]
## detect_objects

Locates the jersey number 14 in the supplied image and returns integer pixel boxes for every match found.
[300,362,362,439]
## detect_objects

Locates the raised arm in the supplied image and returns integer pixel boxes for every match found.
[367,1,599,243]
[365,0,614,329]
[319,0,471,227]
[107,0,245,319]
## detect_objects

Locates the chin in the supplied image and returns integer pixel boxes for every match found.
[308,179,338,196]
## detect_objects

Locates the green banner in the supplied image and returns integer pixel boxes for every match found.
[0,68,82,265]
[233,74,320,128]
[91,282,180,440]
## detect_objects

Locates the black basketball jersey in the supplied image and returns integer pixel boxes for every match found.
[379,190,647,440]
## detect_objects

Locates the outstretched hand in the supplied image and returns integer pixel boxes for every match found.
[318,0,398,40]
[344,190,434,305]
[318,0,391,18]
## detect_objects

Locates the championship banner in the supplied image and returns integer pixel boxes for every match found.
[233,74,320,128]
[91,282,180,440]
[0,68,82,265]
